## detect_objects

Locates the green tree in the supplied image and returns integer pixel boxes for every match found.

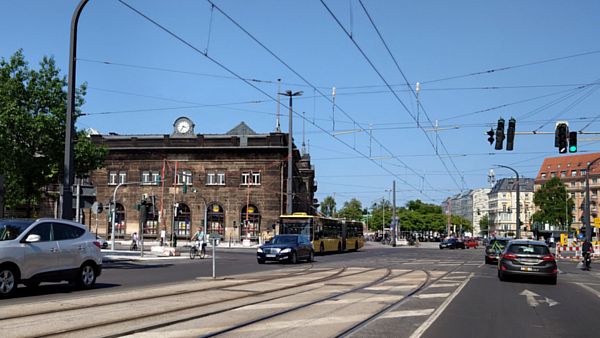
[532,177,573,229]
[0,50,106,216]
[337,198,363,221]
[320,195,336,217]
[369,199,392,231]
[479,215,490,234]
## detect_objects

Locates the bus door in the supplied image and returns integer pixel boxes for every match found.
[341,221,347,251]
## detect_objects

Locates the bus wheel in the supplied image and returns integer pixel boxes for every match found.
[319,243,325,255]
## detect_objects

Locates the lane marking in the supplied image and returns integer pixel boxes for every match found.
[575,282,600,299]
[414,293,450,299]
[427,282,461,288]
[380,308,435,319]
[409,273,473,338]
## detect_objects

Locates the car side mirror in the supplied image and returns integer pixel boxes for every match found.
[24,234,41,243]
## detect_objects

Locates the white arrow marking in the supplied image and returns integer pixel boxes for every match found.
[520,289,540,307]
[520,289,559,307]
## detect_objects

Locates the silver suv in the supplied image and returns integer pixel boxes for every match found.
[0,218,103,298]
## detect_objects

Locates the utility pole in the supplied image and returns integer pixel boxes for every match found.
[279,90,302,215]
[392,180,397,247]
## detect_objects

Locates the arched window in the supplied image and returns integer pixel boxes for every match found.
[174,203,191,238]
[207,203,225,237]
[240,204,261,241]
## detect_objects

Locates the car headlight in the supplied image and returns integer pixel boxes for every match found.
[257,247,263,253]
[280,248,291,253]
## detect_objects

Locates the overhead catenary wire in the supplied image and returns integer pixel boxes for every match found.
[117,0,436,201]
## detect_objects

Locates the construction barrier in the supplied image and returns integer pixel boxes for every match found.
[556,243,600,260]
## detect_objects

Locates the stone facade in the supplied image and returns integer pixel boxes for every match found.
[85,120,316,243]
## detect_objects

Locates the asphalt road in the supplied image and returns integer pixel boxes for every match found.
[3,242,600,338]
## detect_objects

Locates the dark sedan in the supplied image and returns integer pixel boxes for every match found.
[497,240,557,284]
[257,234,314,264]
[439,238,465,249]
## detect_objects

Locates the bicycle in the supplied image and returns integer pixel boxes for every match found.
[130,240,138,251]
[190,241,206,259]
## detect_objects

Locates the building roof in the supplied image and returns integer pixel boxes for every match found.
[535,153,600,181]
[490,177,534,194]
[226,122,257,136]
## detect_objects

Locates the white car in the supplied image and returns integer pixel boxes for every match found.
[0,218,103,298]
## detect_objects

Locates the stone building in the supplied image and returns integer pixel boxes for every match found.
[488,178,534,237]
[86,117,316,243]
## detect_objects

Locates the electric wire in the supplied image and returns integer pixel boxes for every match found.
[117,0,435,201]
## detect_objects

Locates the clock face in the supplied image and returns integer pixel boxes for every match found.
[176,120,190,134]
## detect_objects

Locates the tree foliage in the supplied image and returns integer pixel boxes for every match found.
[532,177,573,228]
[337,198,363,221]
[320,195,336,217]
[0,50,106,214]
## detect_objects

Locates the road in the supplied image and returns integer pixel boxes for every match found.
[1,242,599,338]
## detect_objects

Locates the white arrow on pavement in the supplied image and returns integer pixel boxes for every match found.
[519,289,559,307]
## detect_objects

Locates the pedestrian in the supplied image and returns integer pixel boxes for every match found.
[130,232,139,251]
[160,229,166,246]
[582,239,594,271]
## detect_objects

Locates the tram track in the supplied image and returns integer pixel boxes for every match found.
[8,266,386,338]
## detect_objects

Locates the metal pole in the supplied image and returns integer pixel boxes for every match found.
[287,93,293,215]
[392,181,397,247]
[212,238,216,279]
[63,0,89,220]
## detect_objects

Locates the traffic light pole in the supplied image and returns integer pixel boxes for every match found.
[496,165,521,239]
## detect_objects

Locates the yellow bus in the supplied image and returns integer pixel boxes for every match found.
[279,213,365,255]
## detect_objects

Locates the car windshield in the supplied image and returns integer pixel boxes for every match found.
[0,219,34,241]
[271,235,299,245]
[508,244,550,255]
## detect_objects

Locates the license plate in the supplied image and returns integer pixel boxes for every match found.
[520,267,538,272]
[266,254,275,258]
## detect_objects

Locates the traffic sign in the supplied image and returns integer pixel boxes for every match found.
[594,218,600,228]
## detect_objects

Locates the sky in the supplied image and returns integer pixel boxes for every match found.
[2,0,600,210]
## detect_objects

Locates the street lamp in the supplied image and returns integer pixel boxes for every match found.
[496,165,521,239]
[585,157,600,242]
[110,181,141,250]
[279,90,302,215]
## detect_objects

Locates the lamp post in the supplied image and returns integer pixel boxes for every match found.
[585,157,600,242]
[110,181,141,250]
[496,165,521,239]
[279,90,302,215]
[62,0,90,220]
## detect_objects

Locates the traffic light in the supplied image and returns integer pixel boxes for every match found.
[495,118,505,150]
[486,128,495,145]
[569,131,577,153]
[506,118,516,151]
[556,123,568,153]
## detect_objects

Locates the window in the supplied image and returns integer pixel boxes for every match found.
[206,171,225,185]
[571,170,577,177]
[581,169,587,176]
[571,182,577,188]
[108,171,117,185]
[118,171,126,184]
[152,172,160,184]
[550,172,557,178]
[176,170,192,185]
[53,222,85,240]
[541,173,547,178]
[593,178,598,184]
[241,171,261,186]
[141,170,160,185]
[28,223,52,242]
[560,171,566,177]
[142,171,151,184]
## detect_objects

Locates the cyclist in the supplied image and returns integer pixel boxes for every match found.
[191,226,206,255]
[130,232,139,251]
[582,239,594,271]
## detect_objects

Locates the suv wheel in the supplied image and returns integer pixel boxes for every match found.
[75,263,97,290]
[0,266,18,298]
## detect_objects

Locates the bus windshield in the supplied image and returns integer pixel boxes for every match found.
[280,220,312,240]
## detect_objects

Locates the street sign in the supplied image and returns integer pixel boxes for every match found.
[594,218,600,228]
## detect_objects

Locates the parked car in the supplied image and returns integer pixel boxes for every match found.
[96,235,108,249]
[0,218,103,298]
[497,240,557,285]
[485,237,510,264]
[464,239,479,249]
[257,234,314,264]
[439,238,465,249]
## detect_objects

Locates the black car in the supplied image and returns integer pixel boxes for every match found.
[439,238,465,249]
[485,237,510,264]
[497,240,557,284]
[257,234,314,264]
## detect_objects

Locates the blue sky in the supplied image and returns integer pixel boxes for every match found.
[2,0,599,209]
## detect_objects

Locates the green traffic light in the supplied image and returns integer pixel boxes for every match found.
[569,145,577,153]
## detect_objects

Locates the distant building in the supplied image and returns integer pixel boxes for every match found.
[488,178,534,237]
[85,117,317,243]
[534,153,600,231]
[442,188,490,236]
